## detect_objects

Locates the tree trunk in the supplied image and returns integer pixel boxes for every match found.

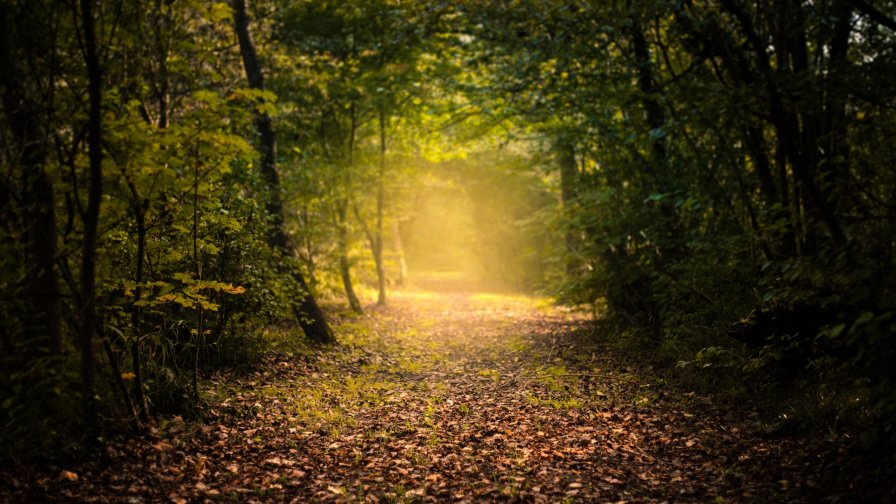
[630,21,668,179]
[556,135,578,274]
[299,204,318,285]
[821,0,853,202]
[78,0,102,438]
[101,333,137,425]
[721,0,847,247]
[375,107,387,306]
[232,0,334,343]
[392,220,407,287]
[629,16,670,340]
[337,201,363,314]
[674,2,798,255]
[131,211,149,423]
[743,127,778,205]
[152,0,169,129]
[776,136,798,255]
[769,1,846,247]
[23,167,61,355]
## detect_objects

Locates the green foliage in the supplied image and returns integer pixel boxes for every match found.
[2,0,896,463]
[461,0,896,442]
[0,0,325,459]
[0,354,82,461]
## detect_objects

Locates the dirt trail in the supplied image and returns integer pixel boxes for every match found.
[6,278,825,502]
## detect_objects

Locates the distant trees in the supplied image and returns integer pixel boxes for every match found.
[462,0,896,436]
[271,0,436,309]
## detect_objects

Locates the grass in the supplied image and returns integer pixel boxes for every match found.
[524,392,583,410]
[506,337,531,352]
[469,292,555,311]
[477,369,501,381]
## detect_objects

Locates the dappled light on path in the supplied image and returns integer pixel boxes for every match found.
[11,274,820,502]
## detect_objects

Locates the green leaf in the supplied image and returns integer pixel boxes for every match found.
[825,323,847,338]
[855,311,874,326]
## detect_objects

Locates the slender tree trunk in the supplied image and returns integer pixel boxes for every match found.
[339,254,363,314]
[375,107,387,306]
[153,0,169,129]
[743,127,778,205]
[556,136,578,274]
[337,201,363,314]
[776,137,798,255]
[744,125,800,257]
[232,0,334,343]
[131,213,149,423]
[78,0,102,438]
[821,0,852,201]
[191,159,202,399]
[630,21,668,178]
[131,0,170,416]
[102,333,137,424]
[339,100,363,313]
[299,205,317,285]
[392,220,407,287]
[629,16,670,340]
[23,169,62,355]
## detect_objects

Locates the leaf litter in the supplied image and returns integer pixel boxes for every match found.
[0,286,887,502]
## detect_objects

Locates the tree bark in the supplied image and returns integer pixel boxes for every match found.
[821,0,853,202]
[131,210,149,423]
[630,20,668,180]
[78,0,102,438]
[339,101,363,313]
[629,15,671,340]
[101,333,137,425]
[392,220,407,287]
[232,0,334,343]
[152,0,169,129]
[743,127,778,205]
[673,2,798,255]
[556,135,578,274]
[720,0,847,246]
[338,201,363,314]
[770,1,847,246]
[375,107,387,306]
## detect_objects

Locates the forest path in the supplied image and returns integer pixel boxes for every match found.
[23,275,812,502]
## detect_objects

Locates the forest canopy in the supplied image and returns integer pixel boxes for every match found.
[2,0,896,472]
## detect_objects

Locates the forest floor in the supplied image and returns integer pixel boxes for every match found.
[1,273,888,503]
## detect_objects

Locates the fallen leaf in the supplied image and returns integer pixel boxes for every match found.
[59,470,78,482]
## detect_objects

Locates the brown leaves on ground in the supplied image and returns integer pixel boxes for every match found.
[0,279,888,502]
